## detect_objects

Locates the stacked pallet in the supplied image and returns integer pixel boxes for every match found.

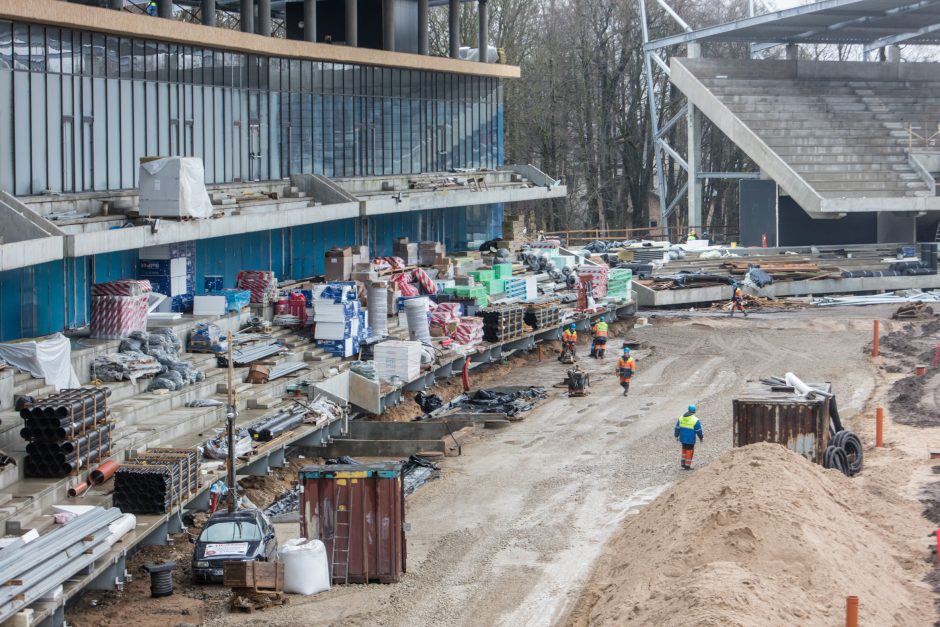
[523,298,561,330]
[21,388,114,478]
[606,268,633,299]
[481,305,526,342]
[113,448,200,514]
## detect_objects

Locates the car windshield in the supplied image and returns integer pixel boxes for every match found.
[199,520,262,543]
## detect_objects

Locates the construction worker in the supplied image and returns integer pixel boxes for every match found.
[146,0,157,15]
[730,282,748,318]
[590,316,609,358]
[616,347,635,396]
[687,230,698,242]
[560,323,578,360]
[675,405,704,470]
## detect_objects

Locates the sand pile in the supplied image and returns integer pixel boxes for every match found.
[566,443,933,627]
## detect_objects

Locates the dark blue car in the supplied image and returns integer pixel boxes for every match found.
[191,509,277,583]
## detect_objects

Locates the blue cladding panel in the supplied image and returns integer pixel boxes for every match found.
[93,250,139,283]
[0,260,68,342]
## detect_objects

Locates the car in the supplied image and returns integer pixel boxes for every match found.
[191,508,277,583]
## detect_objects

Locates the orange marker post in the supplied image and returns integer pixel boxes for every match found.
[846,596,859,627]
[936,530,940,564]
[537,344,543,362]
[872,320,879,357]
[876,407,884,448]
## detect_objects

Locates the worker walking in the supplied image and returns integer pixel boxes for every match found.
[730,283,748,318]
[560,323,578,361]
[616,347,635,396]
[590,316,609,359]
[674,405,704,470]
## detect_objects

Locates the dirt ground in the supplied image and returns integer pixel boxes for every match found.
[201,307,885,627]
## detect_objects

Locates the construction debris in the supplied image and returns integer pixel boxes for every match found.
[892,301,936,319]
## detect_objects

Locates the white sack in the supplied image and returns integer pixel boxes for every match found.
[279,538,331,595]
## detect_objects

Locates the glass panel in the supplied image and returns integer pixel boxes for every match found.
[60,28,73,74]
[46,27,60,73]
[269,57,279,91]
[106,36,118,79]
[158,42,168,82]
[0,21,13,70]
[120,38,131,80]
[132,39,145,80]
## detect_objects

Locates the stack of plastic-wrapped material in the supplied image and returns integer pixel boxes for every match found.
[90,280,152,340]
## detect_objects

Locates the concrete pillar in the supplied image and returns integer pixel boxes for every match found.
[449,0,460,58]
[886,45,900,63]
[240,0,253,33]
[109,0,124,10]
[303,0,316,42]
[157,0,173,19]
[257,0,271,36]
[345,0,358,46]
[383,0,396,51]
[202,0,216,26]
[687,41,700,59]
[687,104,703,231]
[418,0,429,55]
[478,0,488,63]
[785,43,798,60]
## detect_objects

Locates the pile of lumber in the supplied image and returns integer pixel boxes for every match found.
[892,301,936,319]
[711,295,806,312]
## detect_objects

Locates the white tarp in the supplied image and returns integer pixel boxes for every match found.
[139,157,213,219]
[0,333,80,391]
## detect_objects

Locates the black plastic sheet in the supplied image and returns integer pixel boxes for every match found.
[456,387,548,417]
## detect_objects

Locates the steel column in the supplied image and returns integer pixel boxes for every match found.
[418,0,429,54]
[383,0,396,51]
[478,0,489,63]
[449,0,460,58]
[638,0,669,226]
[157,0,173,19]
[202,0,216,26]
[258,0,272,36]
[346,0,358,46]
[240,0,254,33]
[304,0,316,41]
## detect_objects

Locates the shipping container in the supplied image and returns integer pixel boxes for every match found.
[299,463,405,584]
[732,383,831,465]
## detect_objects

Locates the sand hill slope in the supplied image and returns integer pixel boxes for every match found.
[565,443,933,627]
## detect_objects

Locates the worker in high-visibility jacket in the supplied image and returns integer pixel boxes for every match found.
[146,0,157,15]
[561,323,578,357]
[687,230,698,242]
[616,347,635,396]
[674,405,704,470]
[590,316,609,359]
[730,282,748,318]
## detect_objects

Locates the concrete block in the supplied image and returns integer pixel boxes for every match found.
[247,396,277,409]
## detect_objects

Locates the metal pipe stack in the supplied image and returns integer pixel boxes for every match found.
[249,408,308,442]
[113,448,201,514]
[20,388,114,478]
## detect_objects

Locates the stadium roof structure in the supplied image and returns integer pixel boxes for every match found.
[647,0,940,54]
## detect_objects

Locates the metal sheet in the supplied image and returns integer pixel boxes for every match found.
[732,397,829,465]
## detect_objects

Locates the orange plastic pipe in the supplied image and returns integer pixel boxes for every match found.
[537,344,543,362]
[872,320,879,357]
[846,596,859,627]
[876,407,884,448]
[89,459,119,485]
[67,481,90,498]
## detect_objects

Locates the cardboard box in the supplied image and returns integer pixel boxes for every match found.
[193,295,227,316]
[246,364,270,384]
[325,247,353,281]
[393,238,419,265]
[419,241,446,266]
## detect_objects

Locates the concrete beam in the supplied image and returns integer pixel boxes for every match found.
[687,103,703,229]
[361,184,568,217]
[319,438,446,457]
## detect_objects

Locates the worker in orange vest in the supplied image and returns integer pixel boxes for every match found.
[616,347,636,396]
[560,323,578,360]
[730,282,747,318]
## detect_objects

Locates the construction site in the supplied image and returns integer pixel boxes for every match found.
[0,0,939,625]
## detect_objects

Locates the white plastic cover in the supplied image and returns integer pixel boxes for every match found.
[140,157,213,219]
[0,333,80,391]
[279,538,331,595]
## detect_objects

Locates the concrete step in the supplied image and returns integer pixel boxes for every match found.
[771,145,906,156]
[782,154,907,165]
[760,136,907,147]
[800,171,921,183]
[810,180,927,192]
[787,162,910,173]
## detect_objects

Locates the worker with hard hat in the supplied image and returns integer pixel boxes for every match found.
[590,316,609,359]
[674,405,704,470]
[730,282,748,318]
[561,323,578,357]
[616,347,636,396]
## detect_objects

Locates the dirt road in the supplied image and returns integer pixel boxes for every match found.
[212,310,879,627]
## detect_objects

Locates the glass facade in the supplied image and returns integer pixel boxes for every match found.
[0,20,504,196]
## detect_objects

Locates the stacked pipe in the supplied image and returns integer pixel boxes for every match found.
[249,408,308,442]
[113,448,200,514]
[20,388,114,478]
[481,304,526,342]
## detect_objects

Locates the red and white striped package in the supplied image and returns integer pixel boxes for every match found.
[429,302,462,326]
[391,273,419,297]
[236,270,277,303]
[90,294,149,339]
[90,279,152,297]
[372,256,407,271]
[451,317,484,346]
[411,267,437,295]
[577,265,609,298]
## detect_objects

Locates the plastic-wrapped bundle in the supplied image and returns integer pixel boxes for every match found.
[405,297,431,342]
[93,351,162,383]
[367,283,389,337]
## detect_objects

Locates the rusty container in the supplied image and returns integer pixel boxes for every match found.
[732,384,831,465]
[299,463,405,584]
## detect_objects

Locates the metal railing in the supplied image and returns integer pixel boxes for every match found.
[906,123,940,151]
[541,225,739,247]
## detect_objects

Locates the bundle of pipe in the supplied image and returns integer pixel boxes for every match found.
[112,448,200,514]
[19,388,113,478]
[367,283,389,337]
[405,297,431,342]
[249,408,307,442]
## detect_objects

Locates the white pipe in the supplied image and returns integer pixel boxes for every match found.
[106,513,137,546]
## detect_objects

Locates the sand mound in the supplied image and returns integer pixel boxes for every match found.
[565,443,932,627]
